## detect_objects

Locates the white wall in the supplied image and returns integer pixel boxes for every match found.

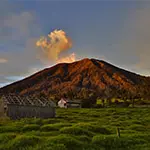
[58,99,67,108]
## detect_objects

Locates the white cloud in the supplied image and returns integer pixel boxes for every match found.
[0,58,7,63]
[0,1,43,86]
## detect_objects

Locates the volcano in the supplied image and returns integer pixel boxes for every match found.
[0,58,150,99]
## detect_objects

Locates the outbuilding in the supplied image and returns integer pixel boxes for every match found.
[0,94,56,119]
[58,98,81,108]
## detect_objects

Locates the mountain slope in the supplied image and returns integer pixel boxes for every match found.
[0,58,150,98]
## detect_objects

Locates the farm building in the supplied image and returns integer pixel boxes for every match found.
[0,94,56,119]
[58,98,81,108]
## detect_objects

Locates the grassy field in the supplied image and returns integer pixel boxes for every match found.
[0,108,150,150]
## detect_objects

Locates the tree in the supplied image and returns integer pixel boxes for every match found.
[104,87,113,106]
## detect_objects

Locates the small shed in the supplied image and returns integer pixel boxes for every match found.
[58,98,81,108]
[0,94,56,119]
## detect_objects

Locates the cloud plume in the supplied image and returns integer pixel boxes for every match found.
[56,53,76,64]
[36,29,73,63]
[0,58,8,63]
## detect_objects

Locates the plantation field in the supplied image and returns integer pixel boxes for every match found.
[0,108,150,150]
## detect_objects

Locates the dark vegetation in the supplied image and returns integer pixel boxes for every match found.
[0,108,150,150]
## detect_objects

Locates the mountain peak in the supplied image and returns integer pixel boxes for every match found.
[0,58,149,98]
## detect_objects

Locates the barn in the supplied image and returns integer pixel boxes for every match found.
[58,98,81,108]
[0,94,56,119]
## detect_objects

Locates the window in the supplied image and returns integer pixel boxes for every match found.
[4,106,8,114]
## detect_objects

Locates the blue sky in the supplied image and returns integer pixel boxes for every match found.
[0,1,150,87]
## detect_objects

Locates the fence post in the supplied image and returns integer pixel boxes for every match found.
[116,127,120,138]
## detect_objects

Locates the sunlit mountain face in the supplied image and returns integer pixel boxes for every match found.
[1,58,150,100]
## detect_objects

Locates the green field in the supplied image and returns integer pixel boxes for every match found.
[0,108,150,150]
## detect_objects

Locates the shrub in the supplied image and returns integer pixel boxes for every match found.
[22,124,40,132]
[24,131,59,137]
[126,133,150,142]
[20,118,43,126]
[131,120,143,125]
[6,135,40,150]
[92,134,146,149]
[129,124,146,132]
[40,123,71,132]
[42,119,62,124]
[74,123,111,134]
[40,124,59,131]
[60,126,94,136]
[0,133,17,144]
[0,108,150,150]
[0,125,20,133]
[35,143,67,150]
[75,135,91,143]
[45,135,82,150]
[31,118,43,125]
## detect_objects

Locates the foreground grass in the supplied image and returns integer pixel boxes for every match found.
[0,108,150,150]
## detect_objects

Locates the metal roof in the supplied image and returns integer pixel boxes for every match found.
[1,94,55,107]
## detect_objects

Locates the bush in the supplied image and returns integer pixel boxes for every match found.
[0,108,150,150]
[60,126,94,136]
[31,118,43,126]
[20,118,43,126]
[35,143,67,150]
[75,135,91,143]
[40,123,71,132]
[24,130,59,137]
[42,119,61,124]
[74,123,111,134]
[0,133,17,144]
[92,134,146,149]
[81,99,95,108]
[6,135,40,150]
[126,133,150,142]
[0,125,20,133]
[22,124,40,132]
[129,124,146,132]
[40,124,58,131]
[45,135,82,150]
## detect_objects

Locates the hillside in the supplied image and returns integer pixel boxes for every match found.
[0,58,150,99]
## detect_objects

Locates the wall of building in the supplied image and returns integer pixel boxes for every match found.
[0,98,5,117]
[58,102,67,108]
[7,104,55,119]
[67,103,81,108]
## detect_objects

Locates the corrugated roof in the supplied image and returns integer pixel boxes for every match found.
[1,94,55,107]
